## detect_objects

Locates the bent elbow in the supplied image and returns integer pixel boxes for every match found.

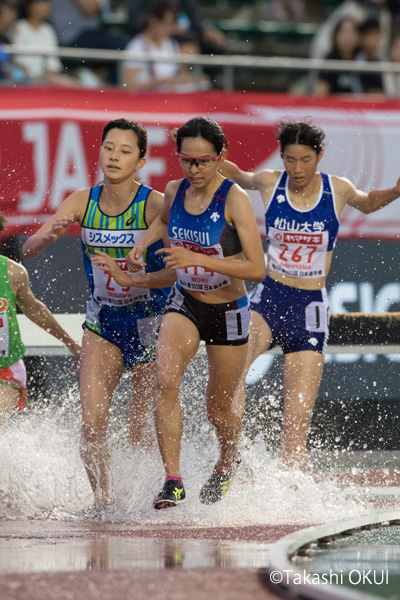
[250,264,266,283]
[21,242,31,259]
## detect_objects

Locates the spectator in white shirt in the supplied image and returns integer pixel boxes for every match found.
[12,0,79,86]
[123,0,183,91]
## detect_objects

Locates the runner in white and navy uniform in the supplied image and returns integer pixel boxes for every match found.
[126,116,266,509]
[221,120,400,472]
[22,119,174,510]
[251,169,339,356]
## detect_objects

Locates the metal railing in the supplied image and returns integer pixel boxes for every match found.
[4,43,400,92]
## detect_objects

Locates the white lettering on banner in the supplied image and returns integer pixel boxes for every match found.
[50,122,88,209]
[141,127,167,185]
[20,122,49,212]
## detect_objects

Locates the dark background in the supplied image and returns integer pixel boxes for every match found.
[14,235,400,452]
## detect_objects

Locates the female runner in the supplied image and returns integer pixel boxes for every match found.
[125,116,266,508]
[22,118,174,509]
[220,120,400,472]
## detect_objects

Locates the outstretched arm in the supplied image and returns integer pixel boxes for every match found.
[219,160,274,194]
[22,189,86,258]
[10,262,81,358]
[335,176,400,215]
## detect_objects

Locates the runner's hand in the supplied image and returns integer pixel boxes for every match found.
[126,245,146,272]
[156,246,199,270]
[44,215,75,244]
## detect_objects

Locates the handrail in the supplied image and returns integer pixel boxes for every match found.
[4,43,400,92]
[265,508,400,600]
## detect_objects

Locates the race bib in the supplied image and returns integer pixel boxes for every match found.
[268,227,329,278]
[0,299,9,357]
[172,240,231,292]
[92,259,151,306]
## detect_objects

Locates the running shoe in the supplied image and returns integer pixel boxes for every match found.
[153,479,186,509]
[199,463,239,505]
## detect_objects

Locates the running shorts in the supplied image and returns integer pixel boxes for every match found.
[84,298,163,368]
[251,275,329,355]
[0,359,28,410]
[165,283,250,346]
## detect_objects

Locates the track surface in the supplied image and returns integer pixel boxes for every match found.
[0,520,304,600]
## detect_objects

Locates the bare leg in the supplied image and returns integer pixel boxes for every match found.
[281,350,324,471]
[235,310,274,418]
[128,361,157,449]
[79,329,124,506]
[206,343,250,473]
[0,384,20,427]
[155,313,200,478]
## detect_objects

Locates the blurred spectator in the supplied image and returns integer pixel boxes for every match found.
[123,0,204,92]
[383,33,400,95]
[124,0,226,53]
[12,0,81,86]
[0,0,16,43]
[51,0,127,84]
[356,16,386,93]
[174,32,212,91]
[310,1,393,59]
[0,0,17,81]
[263,0,306,21]
[314,17,363,95]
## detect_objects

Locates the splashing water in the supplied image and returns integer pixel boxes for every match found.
[0,364,383,527]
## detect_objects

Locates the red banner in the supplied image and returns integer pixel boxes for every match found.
[1,86,400,239]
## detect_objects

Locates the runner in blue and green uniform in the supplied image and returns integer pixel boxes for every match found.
[23,119,175,509]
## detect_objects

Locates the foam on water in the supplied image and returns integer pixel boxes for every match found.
[0,379,377,527]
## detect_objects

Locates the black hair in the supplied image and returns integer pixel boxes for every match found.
[358,17,381,35]
[176,116,227,154]
[275,120,325,155]
[20,0,48,20]
[101,118,148,158]
[331,16,360,56]
[143,0,177,28]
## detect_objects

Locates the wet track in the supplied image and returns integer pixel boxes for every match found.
[0,520,303,600]
[1,403,400,600]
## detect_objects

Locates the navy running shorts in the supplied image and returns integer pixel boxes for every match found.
[84,297,163,368]
[250,275,329,355]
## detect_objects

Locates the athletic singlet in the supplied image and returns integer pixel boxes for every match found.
[266,171,340,279]
[0,256,25,367]
[168,178,242,292]
[81,184,168,310]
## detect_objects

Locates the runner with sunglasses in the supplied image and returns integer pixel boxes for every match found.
[126,116,266,508]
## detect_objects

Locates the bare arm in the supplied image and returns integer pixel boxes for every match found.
[126,181,176,271]
[91,250,177,288]
[219,159,275,195]
[10,262,81,358]
[334,176,400,215]
[22,189,87,258]
[157,185,266,283]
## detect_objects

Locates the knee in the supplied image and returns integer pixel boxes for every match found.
[156,362,182,396]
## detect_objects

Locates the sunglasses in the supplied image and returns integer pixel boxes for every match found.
[175,150,223,169]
